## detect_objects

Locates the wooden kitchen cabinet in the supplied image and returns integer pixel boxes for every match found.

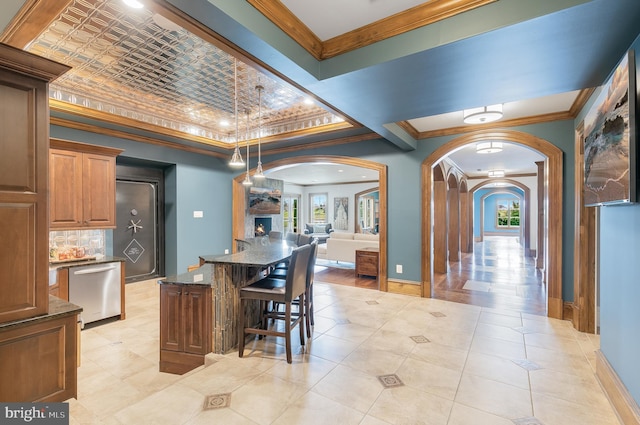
[160,284,212,374]
[356,247,379,278]
[50,139,122,229]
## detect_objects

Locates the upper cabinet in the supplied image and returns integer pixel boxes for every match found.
[50,139,123,229]
[0,43,69,323]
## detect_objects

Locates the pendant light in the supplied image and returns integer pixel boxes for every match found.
[253,84,265,179]
[229,58,245,168]
[242,109,252,186]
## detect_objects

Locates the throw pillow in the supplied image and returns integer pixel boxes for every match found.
[313,224,326,234]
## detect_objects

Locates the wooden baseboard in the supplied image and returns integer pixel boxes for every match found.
[596,350,640,425]
[547,297,563,319]
[563,301,574,323]
[387,279,421,297]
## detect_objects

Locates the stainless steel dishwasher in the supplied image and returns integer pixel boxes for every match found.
[69,262,122,327]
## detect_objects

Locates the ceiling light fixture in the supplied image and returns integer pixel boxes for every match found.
[476,141,503,154]
[122,0,144,9]
[242,109,252,186]
[253,84,265,180]
[229,59,245,168]
[463,104,503,124]
[488,170,505,178]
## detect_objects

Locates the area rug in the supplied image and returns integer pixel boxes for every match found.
[315,258,355,270]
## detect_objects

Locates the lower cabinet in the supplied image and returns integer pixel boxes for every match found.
[159,284,211,374]
[0,313,78,402]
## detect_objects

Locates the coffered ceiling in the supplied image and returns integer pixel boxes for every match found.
[2,0,640,180]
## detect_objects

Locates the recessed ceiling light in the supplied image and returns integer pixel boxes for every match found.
[220,120,229,127]
[122,0,144,9]
[338,169,344,172]
[303,97,314,105]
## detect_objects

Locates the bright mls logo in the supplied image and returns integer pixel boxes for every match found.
[1,403,68,424]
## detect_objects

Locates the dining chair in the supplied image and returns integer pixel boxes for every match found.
[269,230,283,240]
[266,240,317,338]
[237,243,312,363]
[297,233,313,245]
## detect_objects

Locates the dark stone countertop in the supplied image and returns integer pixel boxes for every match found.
[0,296,82,331]
[158,264,215,287]
[200,239,295,267]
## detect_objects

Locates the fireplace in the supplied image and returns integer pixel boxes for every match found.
[254,217,272,236]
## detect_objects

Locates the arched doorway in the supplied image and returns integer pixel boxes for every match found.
[232,155,388,292]
[422,130,563,319]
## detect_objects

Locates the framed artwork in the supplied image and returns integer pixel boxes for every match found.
[584,49,636,206]
[248,186,281,214]
[333,197,348,230]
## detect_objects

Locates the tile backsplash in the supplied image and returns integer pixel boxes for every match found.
[49,229,106,261]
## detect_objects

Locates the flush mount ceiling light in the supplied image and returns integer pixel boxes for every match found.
[476,141,503,154]
[463,104,503,124]
[488,170,505,178]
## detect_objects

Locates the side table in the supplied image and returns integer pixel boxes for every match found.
[355,247,379,278]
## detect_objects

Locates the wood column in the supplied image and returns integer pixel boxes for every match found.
[535,161,545,272]
[433,165,447,273]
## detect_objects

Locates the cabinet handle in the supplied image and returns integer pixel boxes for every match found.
[184,292,189,295]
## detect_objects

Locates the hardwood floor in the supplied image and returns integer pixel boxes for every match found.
[434,235,547,316]
[316,235,546,315]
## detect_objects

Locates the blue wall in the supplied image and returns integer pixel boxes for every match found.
[50,126,234,276]
[473,189,522,236]
[596,33,640,405]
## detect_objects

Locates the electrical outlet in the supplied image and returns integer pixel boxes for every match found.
[396,264,403,274]
[224,249,229,254]
[193,210,203,218]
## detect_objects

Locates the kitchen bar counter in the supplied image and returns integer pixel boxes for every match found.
[157,240,295,369]
[49,255,125,269]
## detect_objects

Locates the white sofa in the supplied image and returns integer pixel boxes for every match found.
[317,232,379,263]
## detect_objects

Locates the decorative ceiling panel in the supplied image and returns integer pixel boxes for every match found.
[27,0,347,146]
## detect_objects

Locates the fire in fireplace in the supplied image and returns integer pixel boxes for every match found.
[254,217,272,236]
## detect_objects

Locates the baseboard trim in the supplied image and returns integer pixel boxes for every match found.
[387,279,421,297]
[596,350,640,425]
[563,301,574,323]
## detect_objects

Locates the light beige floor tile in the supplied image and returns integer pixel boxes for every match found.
[266,353,337,388]
[358,328,418,356]
[422,327,475,351]
[463,351,530,390]
[526,345,596,379]
[447,402,515,425]
[474,321,525,344]
[532,391,621,425]
[340,346,407,376]
[368,385,452,425]
[470,334,526,360]
[113,384,204,424]
[311,364,384,413]
[359,415,393,425]
[74,379,144,420]
[529,368,614,413]
[185,407,259,425]
[272,390,364,425]
[481,306,523,318]
[396,356,462,400]
[306,333,360,363]
[478,311,523,328]
[409,340,469,372]
[524,331,583,355]
[455,373,533,419]
[230,373,307,425]
[324,321,378,344]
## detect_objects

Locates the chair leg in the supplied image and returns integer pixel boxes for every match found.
[309,282,315,326]
[298,293,305,346]
[238,298,246,358]
[305,287,312,339]
[285,304,292,364]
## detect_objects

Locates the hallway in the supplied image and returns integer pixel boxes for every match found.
[434,236,547,316]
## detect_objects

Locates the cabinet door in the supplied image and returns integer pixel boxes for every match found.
[183,287,211,354]
[50,149,83,228]
[160,285,184,352]
[83,153,116,227]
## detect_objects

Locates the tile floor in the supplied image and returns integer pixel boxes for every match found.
[68,277,620,425]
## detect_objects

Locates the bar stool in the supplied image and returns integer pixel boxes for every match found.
[237,244,312,363]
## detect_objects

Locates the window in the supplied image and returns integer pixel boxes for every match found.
[309,193,327,223]
[496,199,520,228]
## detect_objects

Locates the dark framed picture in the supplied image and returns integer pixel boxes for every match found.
[584,49,636,206]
